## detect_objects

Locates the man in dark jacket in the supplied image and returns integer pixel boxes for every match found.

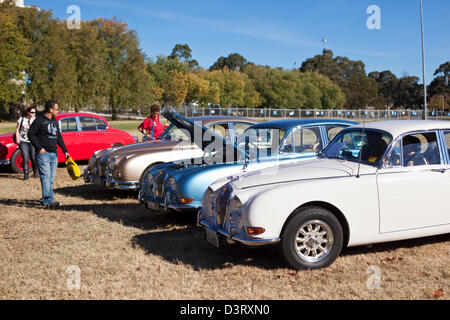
[28,100,70,209]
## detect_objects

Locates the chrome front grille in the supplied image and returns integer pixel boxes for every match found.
[154,170,167,200]
[98,154,109,177]
[215,185,232,227]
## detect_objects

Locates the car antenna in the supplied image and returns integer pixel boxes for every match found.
[356,119,365,179]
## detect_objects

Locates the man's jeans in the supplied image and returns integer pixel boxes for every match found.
[36,152,58,206]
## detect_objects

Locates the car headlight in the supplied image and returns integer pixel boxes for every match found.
[168,176,177,192]
[107,158,116,171]
[208,187,216,211]
[147,172,153,184]
[232,195,243,217]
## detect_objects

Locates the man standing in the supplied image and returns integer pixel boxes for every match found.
[137,104,166,141]
[28,100,70,209]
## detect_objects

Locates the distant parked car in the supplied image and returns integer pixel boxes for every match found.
[139,119,356,213]
[198,120,450,270]
[0,112,136,173]
[84,110,258,190]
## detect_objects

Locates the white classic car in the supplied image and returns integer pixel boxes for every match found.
[198,120,450,270]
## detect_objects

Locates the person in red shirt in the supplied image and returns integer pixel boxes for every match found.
[138,104,166,141]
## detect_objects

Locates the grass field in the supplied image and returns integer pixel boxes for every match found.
[0,120,448,300]
[0,171,449,299]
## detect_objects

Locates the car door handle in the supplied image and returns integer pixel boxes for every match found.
[431,168,446,173]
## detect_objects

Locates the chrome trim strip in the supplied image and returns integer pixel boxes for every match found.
[0,159,11,165]
[199,219,280,246]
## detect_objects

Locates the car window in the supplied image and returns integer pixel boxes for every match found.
[233,122,253,139]
[95,118,108,130]
[325,125,347,141]
[208,123,231,140]
[323,129,392,166]
[402,132,440,167]
[161,124,191,141]
[80,117,97,131]
[444,131,450,159]
[237,127,285,159]
[60,118,78,132]
[385,140,402,167]
[281,126,322,154]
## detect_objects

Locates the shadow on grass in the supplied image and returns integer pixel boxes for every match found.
[132,228,450,271]
[0,197,199,232]
[54,184,138,201]
[131,227,285,271]
[342,233,450,257]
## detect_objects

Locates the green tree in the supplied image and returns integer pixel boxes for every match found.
[169,43,199,70]
[394,76,422,108]
[185,71,220,107]
[300,50,382,108]
[434,62,450,85]
[368,70,399,107]
[162,70,188,106]
[209,53,248,72]
[14,6,77,108]
[0,6,30,118]
[93,18,152,119]
[66,21,111,111]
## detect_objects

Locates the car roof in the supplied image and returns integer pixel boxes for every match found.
[187,116,259,126]
[351,120,450,138]
[251,118,358,130]
[56,112,107,120]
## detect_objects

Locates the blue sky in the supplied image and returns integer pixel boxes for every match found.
[27,0,449,84]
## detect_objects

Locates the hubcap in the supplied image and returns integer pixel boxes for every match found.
[294,220,334,263]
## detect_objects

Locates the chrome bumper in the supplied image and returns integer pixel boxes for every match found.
[198,218,280,247]
[84,168,106,186]
[0,159,10,166]
[105,173,139,190]
[139,192,200,213]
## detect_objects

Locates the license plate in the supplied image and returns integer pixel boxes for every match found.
[205,228,220,248]
[146,202,156,210]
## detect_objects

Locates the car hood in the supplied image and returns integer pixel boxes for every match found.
[163,109,240,153]
[108,139,189,157]
[229,158,377,190]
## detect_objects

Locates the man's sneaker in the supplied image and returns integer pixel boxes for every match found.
[47,201,60,210]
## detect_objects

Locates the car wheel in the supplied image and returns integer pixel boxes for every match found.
[10,148,30,173]
[280,206,343,270]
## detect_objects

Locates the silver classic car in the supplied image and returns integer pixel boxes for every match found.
[84,110,258,190]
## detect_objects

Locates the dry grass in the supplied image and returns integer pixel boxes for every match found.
[0,165,448,300]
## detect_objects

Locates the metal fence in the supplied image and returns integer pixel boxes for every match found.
[177,106,450,121]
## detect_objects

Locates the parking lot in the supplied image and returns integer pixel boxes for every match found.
[0,163,448,300]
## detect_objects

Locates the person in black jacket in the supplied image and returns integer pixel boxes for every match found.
[28,100,70,209]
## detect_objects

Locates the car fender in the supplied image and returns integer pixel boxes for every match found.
[243,173,380,247]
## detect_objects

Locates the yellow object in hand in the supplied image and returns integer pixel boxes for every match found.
[65,157,81,181]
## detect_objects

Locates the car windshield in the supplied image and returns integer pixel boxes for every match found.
[159,124,191,141]
[321,129,392,166]
[236,127,286,160]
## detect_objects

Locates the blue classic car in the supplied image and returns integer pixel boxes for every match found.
[138,118,357,213]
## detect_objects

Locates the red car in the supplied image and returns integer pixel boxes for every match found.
[0,112,137,173]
